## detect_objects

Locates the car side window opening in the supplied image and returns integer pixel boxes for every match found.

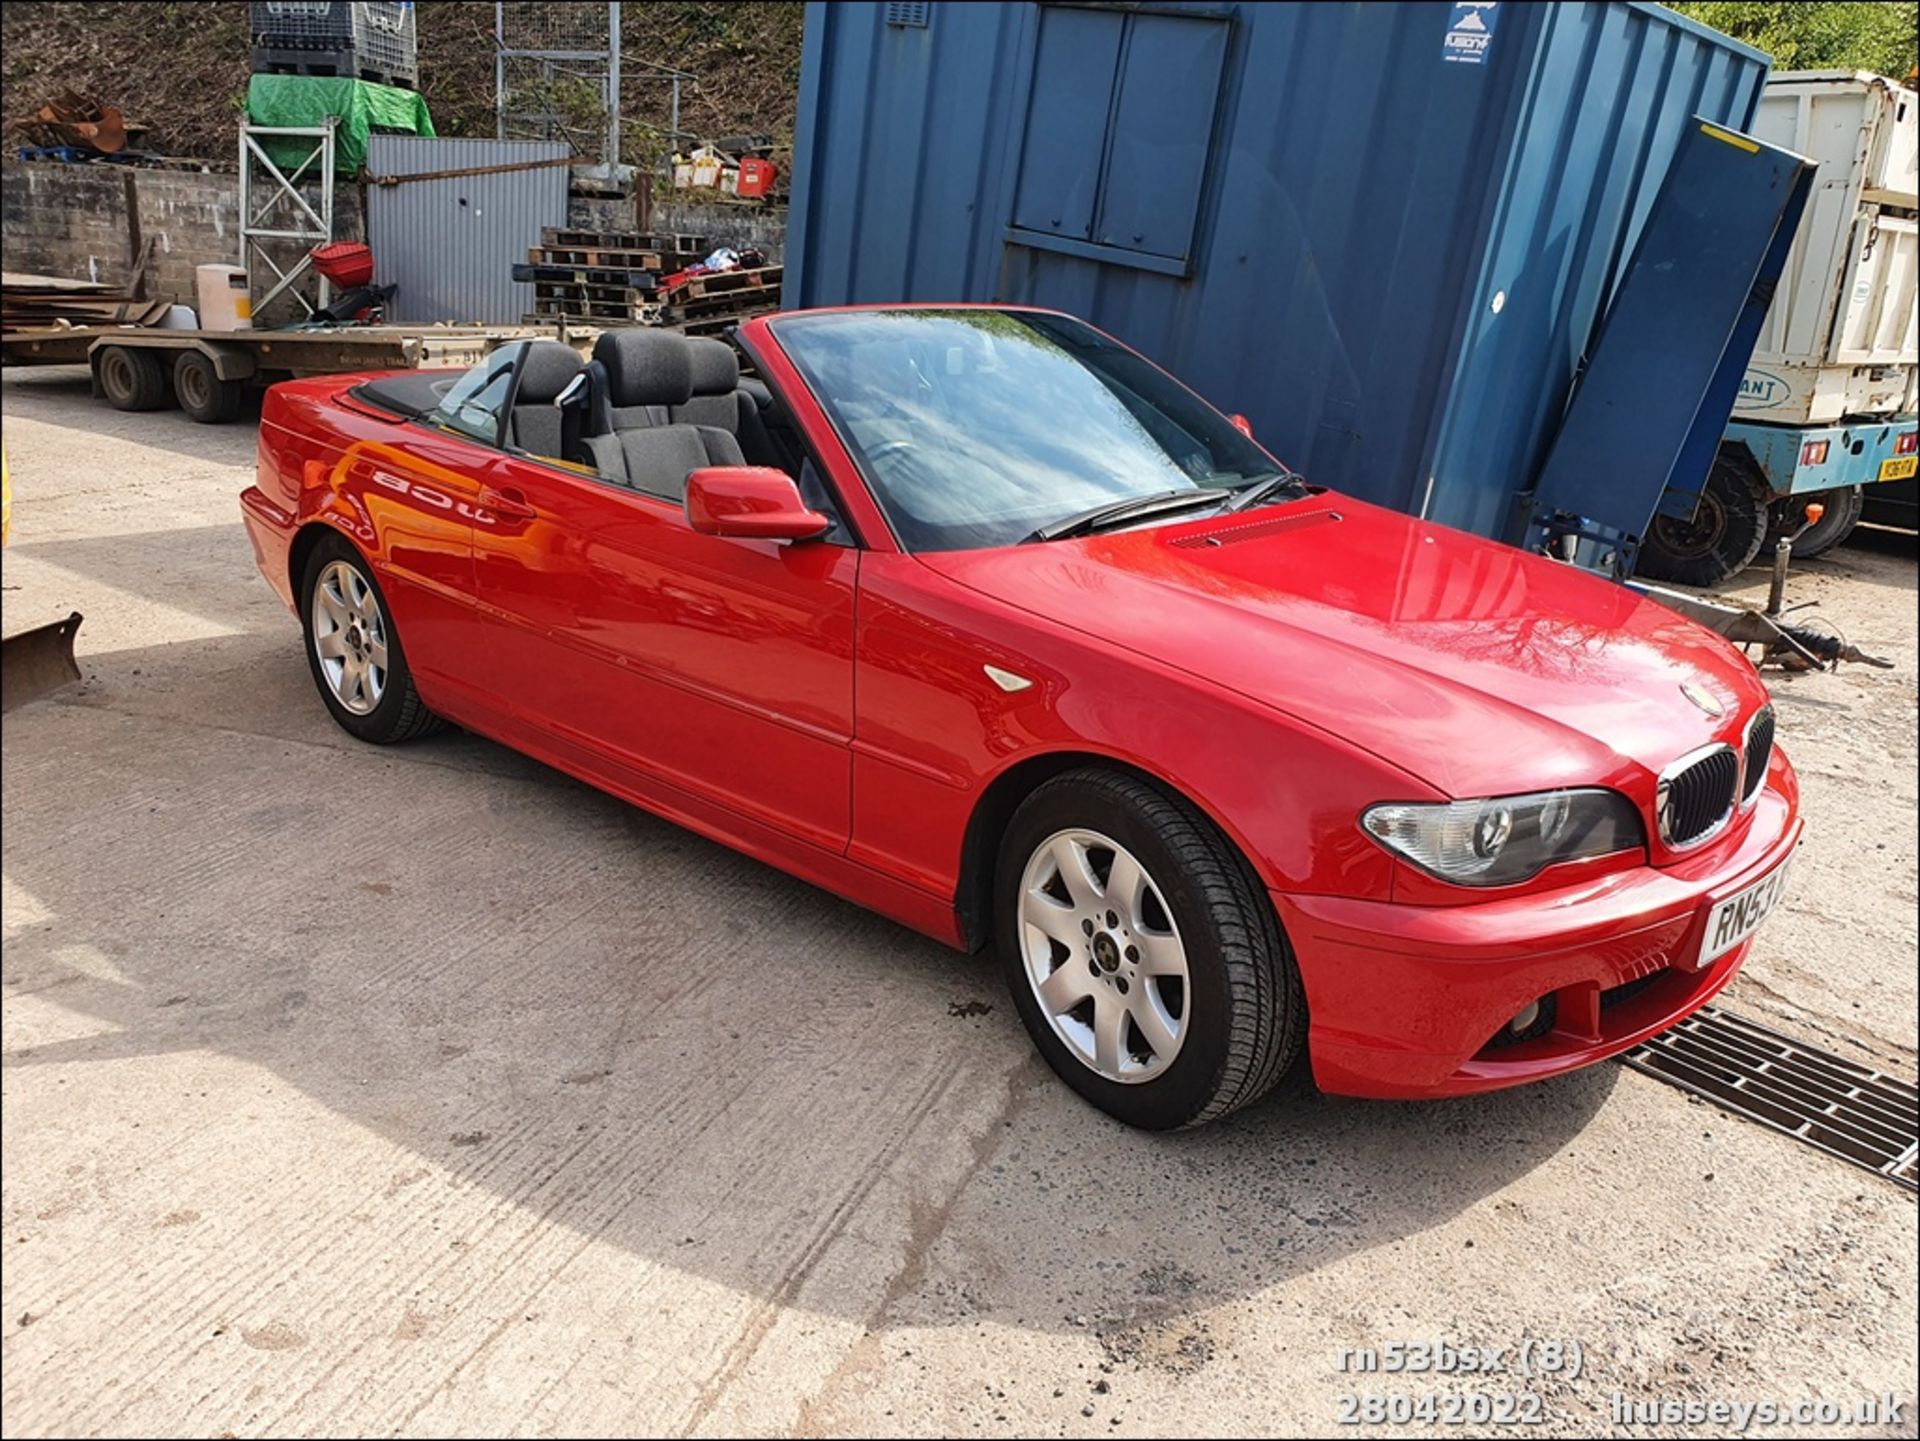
[773,309,1282,552]
[426,342,525,448]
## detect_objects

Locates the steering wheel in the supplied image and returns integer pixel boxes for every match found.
[865,438,917,464]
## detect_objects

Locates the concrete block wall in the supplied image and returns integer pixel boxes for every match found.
[1,162,782,321]
[1,163,364,320]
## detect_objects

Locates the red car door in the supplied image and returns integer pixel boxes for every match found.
[471,453,858,852]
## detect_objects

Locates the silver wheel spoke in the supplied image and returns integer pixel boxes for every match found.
[1050,836,1102,907]
[1134,930,1184,976]
[1132,987,1179,1058]
[1092,994,1128,1075]
[1037,961,1091,1015]
[315,631,348,660]
[1024,895,1082,949]
[1104,849,1145,922]
[366,637,389,671]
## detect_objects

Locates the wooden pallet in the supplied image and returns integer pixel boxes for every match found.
[674,306,778,337]
[515,262,657,291]
[667,265,783,301]
[534,245,668,270]
[542,227,708,252]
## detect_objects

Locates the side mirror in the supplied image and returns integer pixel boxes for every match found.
[685,466,830,542]
[1229,413,1254,439]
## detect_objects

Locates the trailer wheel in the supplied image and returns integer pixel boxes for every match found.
[1767,485,1863,560]
[1637,449,1771,586]
[96,345,172,412]
[172,350,247,424]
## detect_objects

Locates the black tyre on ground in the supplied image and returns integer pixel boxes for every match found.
[1636,448,1772,586]
[172,350,247,424]
[298,532,446,744]
[995,767,1306,1130]
[96,345,172,412]
[1767,485,1864,560]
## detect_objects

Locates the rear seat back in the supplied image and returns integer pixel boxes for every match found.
[670,339,745,432]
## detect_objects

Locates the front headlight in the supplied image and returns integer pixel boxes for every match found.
[1360,789,1644,887]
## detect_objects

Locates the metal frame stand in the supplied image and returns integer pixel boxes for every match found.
[240,120,337,318]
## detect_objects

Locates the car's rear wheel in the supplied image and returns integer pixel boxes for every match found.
[299,534,445,744]
[996,768,1304,1129]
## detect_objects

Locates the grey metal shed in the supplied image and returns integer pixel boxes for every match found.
[366,136,569,324]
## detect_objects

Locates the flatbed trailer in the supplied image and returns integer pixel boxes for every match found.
[0,323,573,423]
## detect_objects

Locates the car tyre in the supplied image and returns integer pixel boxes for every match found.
[996,768,1305,1129]
[96,345,172,412]
[1767,485,1863,560]
[172,350,247,424]
[1637,448,1771,586]
[299,533,446,744]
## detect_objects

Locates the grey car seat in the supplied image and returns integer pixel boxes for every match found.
[669,337,781,469]
[584,329,744,500]
[505,341,586,460]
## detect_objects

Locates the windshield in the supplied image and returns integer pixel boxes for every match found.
[425,341,526,445]
[771,309,1282,551]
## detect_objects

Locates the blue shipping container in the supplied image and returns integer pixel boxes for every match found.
[785,1,1771,541]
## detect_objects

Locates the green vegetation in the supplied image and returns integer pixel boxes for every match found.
[0,2,806,164]
[1668,2,1919,78]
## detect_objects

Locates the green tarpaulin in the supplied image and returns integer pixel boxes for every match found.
[245,74,434,177]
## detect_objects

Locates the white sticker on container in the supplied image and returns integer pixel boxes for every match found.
[1443,1,1499,66]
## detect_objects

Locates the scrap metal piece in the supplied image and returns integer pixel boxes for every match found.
[1631,580,1894,670]
[1,611,83,711]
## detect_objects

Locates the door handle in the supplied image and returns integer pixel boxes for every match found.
[477,484,536,521]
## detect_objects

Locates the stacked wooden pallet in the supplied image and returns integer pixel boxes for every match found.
[1,271,169,334]
[516,227,711,326]
[659,264,784,337]
[515,228,782,335]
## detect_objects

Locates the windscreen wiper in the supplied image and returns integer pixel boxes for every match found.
[1220,469,1309,513]
[1025,487,1232,543]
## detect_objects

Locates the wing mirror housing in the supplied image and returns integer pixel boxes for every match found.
[685,466,831,542]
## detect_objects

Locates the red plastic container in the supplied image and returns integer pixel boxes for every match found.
[735,157,778,200]
[310,242,375,288]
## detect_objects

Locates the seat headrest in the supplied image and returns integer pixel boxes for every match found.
[686,337,741,397]
[593,329,693,408]
[515,341,584,405]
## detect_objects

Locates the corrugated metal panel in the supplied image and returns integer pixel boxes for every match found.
[366,136,569,324]
[785,1,1770,541]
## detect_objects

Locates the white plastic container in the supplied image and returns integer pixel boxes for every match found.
[1738,71,1917,425]
[195,264,253,332]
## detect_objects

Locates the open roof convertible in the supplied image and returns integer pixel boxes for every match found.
[240,306,1799,1129]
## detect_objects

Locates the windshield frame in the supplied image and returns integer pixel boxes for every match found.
[763,306,1286,554]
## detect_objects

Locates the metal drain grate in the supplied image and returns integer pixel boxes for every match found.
[1623,1005,1917,1190]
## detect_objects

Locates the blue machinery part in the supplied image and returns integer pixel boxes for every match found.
[1523,119,1814,576]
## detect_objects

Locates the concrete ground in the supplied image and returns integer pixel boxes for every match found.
[2,367,1914,1438]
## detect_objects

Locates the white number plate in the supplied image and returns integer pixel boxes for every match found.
[1699,858,1792,966]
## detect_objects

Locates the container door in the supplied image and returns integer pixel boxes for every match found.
[1832,210,1918,366]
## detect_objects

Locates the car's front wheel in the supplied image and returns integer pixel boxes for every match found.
[299,533,445,744]
[996,768,1305,1129]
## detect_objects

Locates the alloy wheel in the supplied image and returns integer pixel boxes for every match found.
[1017,828,1190,1083]
[311,559,389,715]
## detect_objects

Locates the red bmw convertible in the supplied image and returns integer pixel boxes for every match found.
[241,306,1800,1129]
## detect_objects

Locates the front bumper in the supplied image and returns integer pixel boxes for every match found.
[1276,754,1802,1099]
